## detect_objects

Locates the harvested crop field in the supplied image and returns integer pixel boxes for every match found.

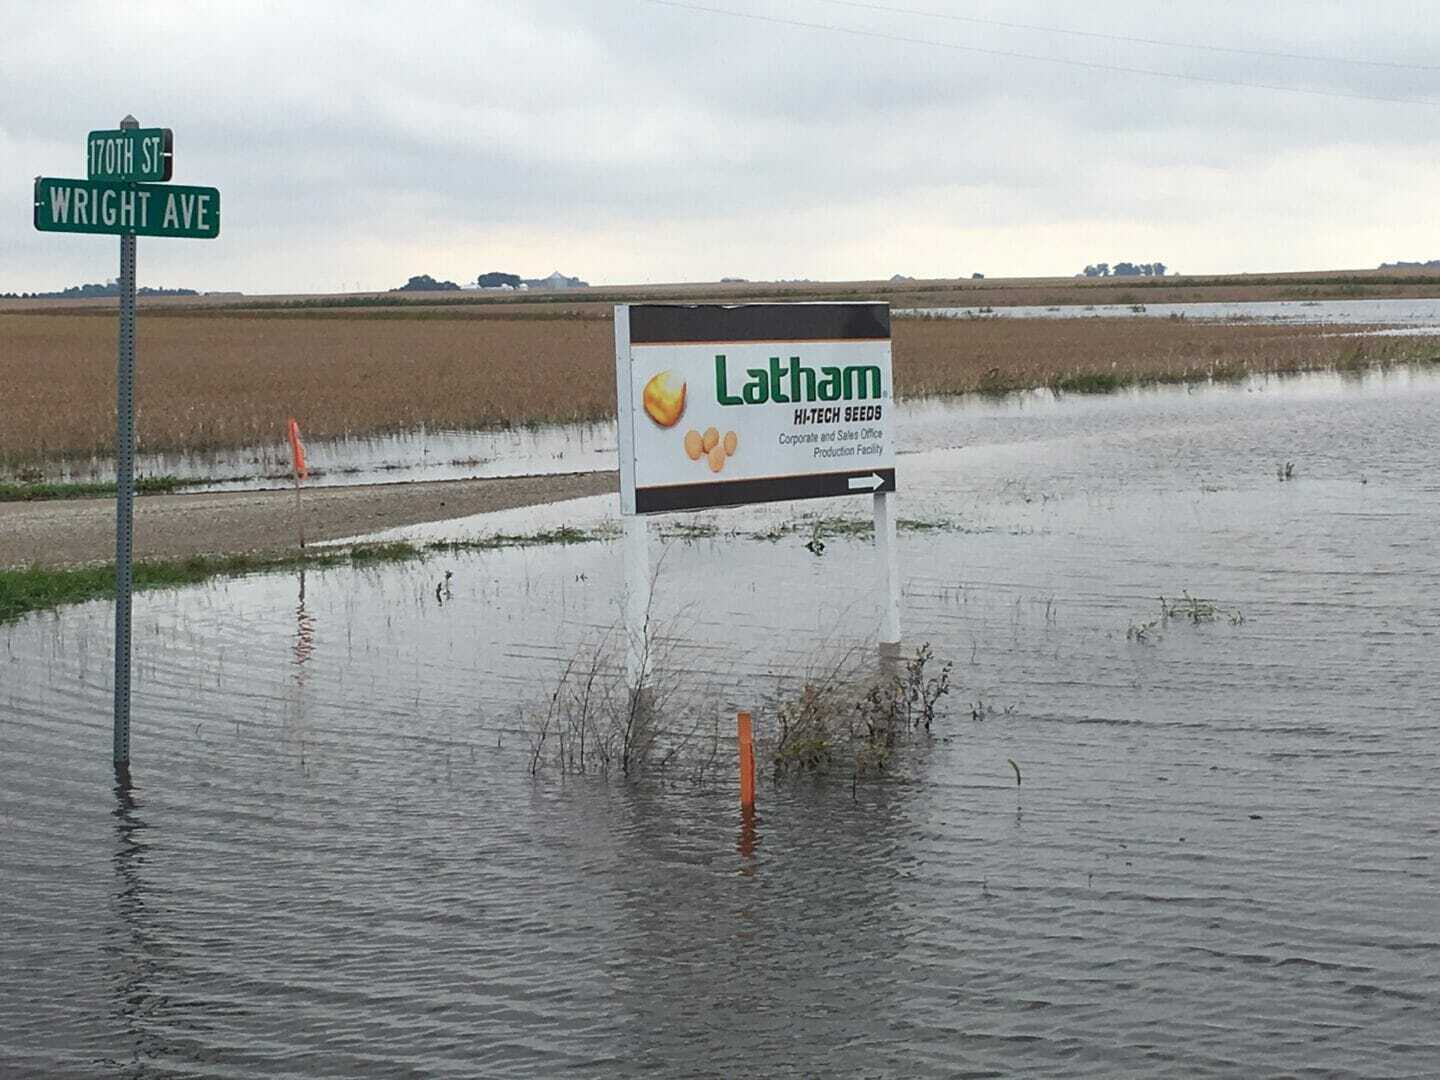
[4,309,1438,467]
[0,313,614,465]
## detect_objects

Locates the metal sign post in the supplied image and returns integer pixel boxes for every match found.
[114,138,138,767]
[34,115,221,774]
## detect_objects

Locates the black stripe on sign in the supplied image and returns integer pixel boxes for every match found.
[628,303,890,344]
[635,469,896,515]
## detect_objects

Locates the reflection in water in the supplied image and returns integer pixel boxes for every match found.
[106,773,160,1072]
[606,782,918,1071]
[286,570,317,768]
[736,806,760,877]
[292,570,316,680]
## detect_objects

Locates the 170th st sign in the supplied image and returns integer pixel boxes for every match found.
[87,126,173,182]
[34,177,220,239]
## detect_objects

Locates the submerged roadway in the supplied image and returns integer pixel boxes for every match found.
[0,471,618,569]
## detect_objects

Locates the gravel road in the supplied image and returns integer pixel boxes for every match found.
[0,471,618,569]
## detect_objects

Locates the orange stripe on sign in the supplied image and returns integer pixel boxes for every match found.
[288,418,308,480]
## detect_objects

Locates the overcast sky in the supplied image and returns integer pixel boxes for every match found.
[4,1,1438,294]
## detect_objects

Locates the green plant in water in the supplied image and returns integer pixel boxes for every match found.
[857,643,953,741]
[1049,371,1127,395]
[773,683,836,775]
[1127,617,1159,643]
[1128,591,1244,642]
[1161,591,1219,624]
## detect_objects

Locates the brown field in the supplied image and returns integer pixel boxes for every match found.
[0,313,615,465]
[4,306,1438,468]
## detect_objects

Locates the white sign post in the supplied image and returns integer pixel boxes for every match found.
[614,302,900,685]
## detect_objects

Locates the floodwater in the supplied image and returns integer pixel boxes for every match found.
[4,367,1439,1078]
[900,295,1440,327]
[16,420,618,492]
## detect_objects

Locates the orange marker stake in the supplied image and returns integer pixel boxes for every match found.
[287,417,308,480]
[287,417,308,548]
[738,710,756,811]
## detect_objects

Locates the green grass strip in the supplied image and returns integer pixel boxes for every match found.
[0,475,194,502]
[0,527,610,625]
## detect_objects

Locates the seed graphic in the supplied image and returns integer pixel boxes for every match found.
[683,429,704,460]
[702,426,719,452]
[643,371,686,428]
[723,430,737,456]
[707,444,726,473]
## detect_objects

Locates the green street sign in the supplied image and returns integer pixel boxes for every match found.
[34,177,220,239]
[87,127,173,182]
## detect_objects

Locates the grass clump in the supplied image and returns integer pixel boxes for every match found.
[771,643,953,778]
[1127,591,1245,642]
[425,524,611,555]
[1048,370,1128,395]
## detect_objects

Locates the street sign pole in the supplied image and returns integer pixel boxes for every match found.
[873,489,900,648]
[113,116,138,773]
[35,114,220,774]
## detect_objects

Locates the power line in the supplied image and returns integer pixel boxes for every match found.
[642,0,1440,108]
[814,0,1440,73]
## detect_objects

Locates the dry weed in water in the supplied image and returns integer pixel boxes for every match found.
[526,566,732,779]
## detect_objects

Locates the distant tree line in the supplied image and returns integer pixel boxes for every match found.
[1,282,199,300]
[1081,262,1167,278]
[392,274,461,292]
[475,270,589,289]
[477,271,523,288]
[1378,259,1440,270]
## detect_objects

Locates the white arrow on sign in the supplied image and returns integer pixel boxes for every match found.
[847,473,885,492]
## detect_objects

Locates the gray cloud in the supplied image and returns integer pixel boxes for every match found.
[4,0,1438,293]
